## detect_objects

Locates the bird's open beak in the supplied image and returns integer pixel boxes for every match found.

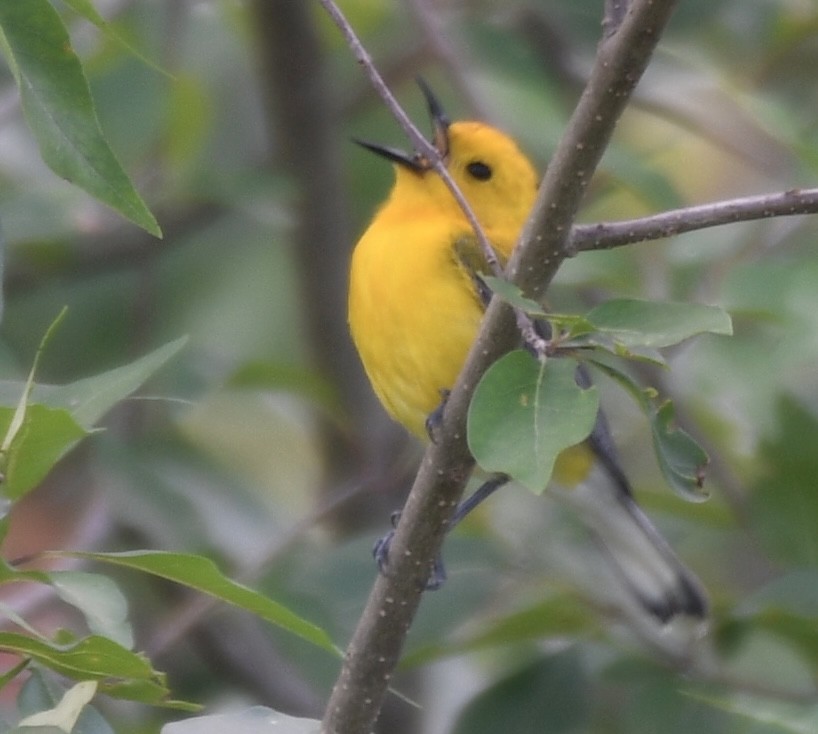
[354,78,450,172]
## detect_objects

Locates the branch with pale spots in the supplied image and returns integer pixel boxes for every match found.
[570,188,818,253]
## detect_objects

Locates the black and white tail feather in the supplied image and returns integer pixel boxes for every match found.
[558,368,708,623]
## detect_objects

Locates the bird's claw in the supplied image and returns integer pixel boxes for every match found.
[425,388,451,444]
[372,521,447,590]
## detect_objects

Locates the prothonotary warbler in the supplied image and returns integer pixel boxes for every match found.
[348,81,706,622]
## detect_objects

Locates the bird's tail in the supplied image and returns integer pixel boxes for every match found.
[557,466,707,623]
[555,366,709,623]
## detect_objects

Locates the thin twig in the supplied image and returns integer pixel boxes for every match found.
[570,187,818,253]
[315,0,501,276]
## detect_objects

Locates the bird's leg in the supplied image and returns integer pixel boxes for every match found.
[424,388,451,444]
[373,473,510,590]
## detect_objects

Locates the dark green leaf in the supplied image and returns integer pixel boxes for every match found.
[650,400,710,501]
[468,351,599,493]
[749,397,818,566]
[590,360,710,500]
[0,0,161,235]
[452,650,590,734]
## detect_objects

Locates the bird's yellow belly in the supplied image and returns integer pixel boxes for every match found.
[349,219,482,438]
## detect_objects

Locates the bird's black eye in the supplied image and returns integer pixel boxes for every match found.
[466,161,492,181]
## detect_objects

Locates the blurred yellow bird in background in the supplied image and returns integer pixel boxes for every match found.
[348,81,706,622]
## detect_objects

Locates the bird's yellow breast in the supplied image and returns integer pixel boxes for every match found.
[349,205,487,437]
[348,120,537,440]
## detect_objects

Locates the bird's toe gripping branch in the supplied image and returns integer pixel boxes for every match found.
[373,474,510,591]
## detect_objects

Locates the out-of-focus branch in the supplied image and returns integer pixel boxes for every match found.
[252,0,406,537]
[319,2,680,733]
[4,202,224,294]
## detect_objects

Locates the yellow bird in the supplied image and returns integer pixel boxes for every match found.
[348,81,706,622]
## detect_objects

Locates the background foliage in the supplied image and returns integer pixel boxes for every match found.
[1,0,818,732]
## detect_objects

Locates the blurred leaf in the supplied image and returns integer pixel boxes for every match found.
[17,680,97,731]
[585,299,733,349]
[468,351,599,493]
[162,707,320,734]
[0,0,161,236]
[749,397,818,566]
[47,572,133,650]
[59,0,167,75]
[65,550,339,655]
[695,692,818,734]
[165,73,212,168]
[18,336,188,429]
[228,360,341,417]
[402,594,598,668]
[17,669,117,733]
[452,650,590,734]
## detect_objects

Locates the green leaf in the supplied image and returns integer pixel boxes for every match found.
[59,0,168,76]
[0,337,186,502]
[694,693,818,734]
[650,400,709,501]
[452,650,590,734]
[749,397,818,566]
[64,551,339,655]
[590,360,710,500]
[586,299,733,349]
[481,276,547,315]
[47,572,133,650]
[468,351,599,493]
[0,0,161,236]
[402,594,597,669]
[14,336,188,429]
[0,404,87,502]
[0,632,156,682]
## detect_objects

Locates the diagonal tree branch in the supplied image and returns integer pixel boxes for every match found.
[319,2,680,733]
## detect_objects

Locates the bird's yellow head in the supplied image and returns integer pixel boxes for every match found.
[356,81,539,238]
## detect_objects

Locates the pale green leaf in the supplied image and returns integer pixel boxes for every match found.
[162,708,321,734]
[47,572,133,650]
[18,680,97,731]
[586,299,732,348]
[24,336,188,428]
[481,276,547,315]
[468,351,599,493]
